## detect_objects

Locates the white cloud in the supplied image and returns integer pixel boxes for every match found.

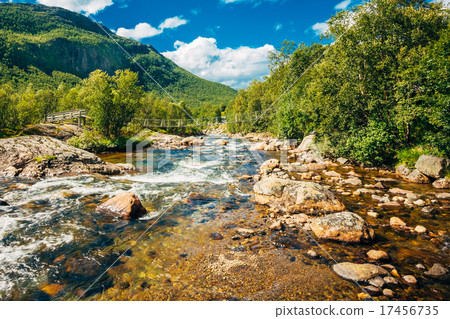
[162,37,274,89]
[335,0,351,10]
[116,16,188,41]
[158,16,188,30]
[116,23,162,40]
[312,22,329,36]
[275,23,283,31]
[36,0,113,15]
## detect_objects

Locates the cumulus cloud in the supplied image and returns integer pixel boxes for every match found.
[36,0,113,15]
[312,22,329,36]
[335,0,351,10]
[116,16,188,41]
[162,37,274,89]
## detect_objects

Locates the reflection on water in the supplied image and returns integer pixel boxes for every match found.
[0,136,448,300]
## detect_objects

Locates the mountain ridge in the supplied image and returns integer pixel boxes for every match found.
[0,3,237,107]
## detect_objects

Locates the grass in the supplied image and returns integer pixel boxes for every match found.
[34,155,57,163]
[396,145,445,169]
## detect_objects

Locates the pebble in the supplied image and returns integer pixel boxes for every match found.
[413,199,426,207]
[269,221,283,231]
[368,276,385,288]
[424,263,448,278]
[367,211,379,218]
[210,233,224,240]
[383,276,399,285]
[307,250,318,258]
[415,264,426,270]
[382,288,394,298]
[390,217,406,227]
[357,293,371,300]
[367,250,389,261]
[363,285,381,296]
[414,225,427,234]
[421,206,437,214]
[391,269,400,278]
[374,182,385,189]
[402,275,417,285]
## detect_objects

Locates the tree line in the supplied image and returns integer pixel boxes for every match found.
[226,0,449,166]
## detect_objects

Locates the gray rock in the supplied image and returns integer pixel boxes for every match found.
[396,165,430,184]
[433,178,450,189]
[0,136,126,179]
[332,262,388,281]
[424,263,448,278]
[311,212,374,243]
[415,155,447,179]
[253,177,345,213]
[337,157,349,165]
[368,276,385,288]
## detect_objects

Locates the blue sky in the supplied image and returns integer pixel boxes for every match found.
[2,0,448,88]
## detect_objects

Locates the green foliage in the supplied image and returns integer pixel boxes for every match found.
[226,0,450,165]
[396,145,445,168]
[33,155,57,163]
[67,130,129,153]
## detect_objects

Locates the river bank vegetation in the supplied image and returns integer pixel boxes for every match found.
[226,0,449,167]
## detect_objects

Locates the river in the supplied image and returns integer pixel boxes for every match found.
[0,135,448,300]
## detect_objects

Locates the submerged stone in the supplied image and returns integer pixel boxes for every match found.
[96,192,147,219]
[332,262,388,281]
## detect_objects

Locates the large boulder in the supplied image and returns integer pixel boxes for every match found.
[0,136,129,179]
[415,155,447,179]
[310,212,374,243]
[296,134,315,152]
[396,164,430,184]
[96,192,147,219]
[332,262,388,282]
[253,177,345,213]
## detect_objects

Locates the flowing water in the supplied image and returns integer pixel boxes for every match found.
[0,136,448,301]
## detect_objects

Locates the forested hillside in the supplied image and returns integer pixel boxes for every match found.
[226,0,449,166]
[0,3,237,107]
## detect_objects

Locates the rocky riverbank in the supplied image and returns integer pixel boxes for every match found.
[0,135,135,179]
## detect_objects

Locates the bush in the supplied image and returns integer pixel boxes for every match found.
[344,122,396,166]
[396,146,445,169]
[67,130,127,153]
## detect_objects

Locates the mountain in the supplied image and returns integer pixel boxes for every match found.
[0,3,237,107]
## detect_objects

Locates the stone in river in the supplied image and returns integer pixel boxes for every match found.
[396,164,430,184]
[367,211,379,218]
[307,250,318,258]
[357,293,371,300]
[269,220,283,231]
[96,192,147,219]
[253,177,345,213]
[433,178,450,189]
[389,188,413,195]
[390,217,406,228]
[210,233,224,240]
[414,225,427,234]
[402,275,417,285]
[383,288,394,298]
[311,212,374,243]
[415,155,447,179]
[436,192,450,199]
[343,177,362,186]
[374,182,385,189]
[337,157,349,165]
[383,276,399,285]
[332,262,388,281]
[368,276,385,288]
[364,285,381,296]
[424,263,448,278]
[415,264,426,270]
[367,250,389,261]
[212,139,229,146]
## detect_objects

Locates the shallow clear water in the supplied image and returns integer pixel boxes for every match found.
[0,136,448,301]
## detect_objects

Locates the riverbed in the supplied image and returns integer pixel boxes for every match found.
[0,135,448,300]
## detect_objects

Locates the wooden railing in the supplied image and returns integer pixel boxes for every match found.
[44,109,87,127]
